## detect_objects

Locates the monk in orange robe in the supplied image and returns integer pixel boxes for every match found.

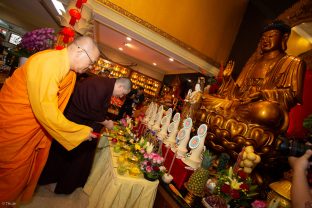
[0,36,100,205]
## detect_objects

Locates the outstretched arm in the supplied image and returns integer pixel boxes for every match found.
[289,149,312,208]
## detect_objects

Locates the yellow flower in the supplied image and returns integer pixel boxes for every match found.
[146,143,154,154]
[134,143,141,151]
[230,178,242,190]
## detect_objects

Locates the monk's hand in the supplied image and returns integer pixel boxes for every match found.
[86,131,97,141]
[103,120,114,130]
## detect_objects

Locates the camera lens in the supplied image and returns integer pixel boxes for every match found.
[279,137,311,157]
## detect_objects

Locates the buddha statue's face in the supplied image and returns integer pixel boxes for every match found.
[260,29,283,53]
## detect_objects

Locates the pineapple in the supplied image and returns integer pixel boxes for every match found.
[185,150,215,197]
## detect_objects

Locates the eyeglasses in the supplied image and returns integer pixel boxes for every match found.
[74,43,95,66]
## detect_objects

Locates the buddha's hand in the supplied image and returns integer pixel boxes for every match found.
[239,92,262,104]
[223,60,235,78]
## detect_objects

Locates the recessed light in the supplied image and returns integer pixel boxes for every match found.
[126,37,132,41]
[124,43,131,47]
[118,47,123,51]
[169,58,174,62]
[153,63,157,66]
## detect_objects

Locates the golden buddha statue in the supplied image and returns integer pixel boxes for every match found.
[200,21,306,159]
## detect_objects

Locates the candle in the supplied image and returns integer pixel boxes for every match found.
[168,150,177,175]
[163,145,170,162]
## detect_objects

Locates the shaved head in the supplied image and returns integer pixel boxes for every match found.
[72,36,99,54]
[68,36,100,73]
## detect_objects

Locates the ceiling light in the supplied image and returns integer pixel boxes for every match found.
[124,43,131,47]
[126,37,132,41]
[153,63,157,66]
[51,0,65,15]
[118,47,123,51]
[169,58,174,62]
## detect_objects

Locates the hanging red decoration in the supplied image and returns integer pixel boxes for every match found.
[61,27,75,37]
[69,9,81,26]
[61,27,75,43]
[55,45,65,50]
[76,0,87,9]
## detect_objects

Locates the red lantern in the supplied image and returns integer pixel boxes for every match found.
[61,27,75,36]
[55,45,64,50]
[76,0,87,8]
[61,27,75,43]
[69,9,81,26]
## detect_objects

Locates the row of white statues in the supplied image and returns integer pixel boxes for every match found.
[142,102,207,169]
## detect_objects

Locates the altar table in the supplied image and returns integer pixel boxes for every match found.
[83,137,159,208]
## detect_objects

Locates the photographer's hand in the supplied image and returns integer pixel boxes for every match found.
[289,149,312,208]
[289,149,312,172]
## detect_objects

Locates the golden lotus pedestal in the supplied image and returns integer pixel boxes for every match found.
[201,111,279,159]
[197,109,290,197]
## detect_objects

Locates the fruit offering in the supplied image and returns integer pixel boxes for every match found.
[113,144,122,153]
[111,138,118,144]
[117,164,127,175]
[238,146,261,174]
[128,165,141,177]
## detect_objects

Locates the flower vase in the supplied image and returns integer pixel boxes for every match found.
[143,173,158,181]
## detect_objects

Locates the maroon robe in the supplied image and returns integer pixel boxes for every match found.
[39,76,116,194]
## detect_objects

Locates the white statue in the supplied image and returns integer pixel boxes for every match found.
[164,112,180,146]
[147,103,158,129]
[189,83,202,104]
[143,102,153,124]
[176,118,193,158]
[182,124,207,169]
[152,105,164,132]
[157,108,172,140]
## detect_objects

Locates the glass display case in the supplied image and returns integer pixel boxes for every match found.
[92,57,131,78]
[130,71,161,97]
[91,57,162,97]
